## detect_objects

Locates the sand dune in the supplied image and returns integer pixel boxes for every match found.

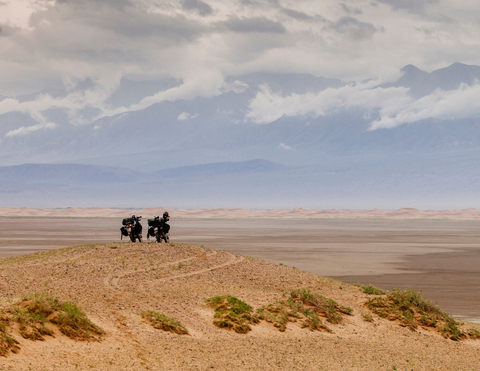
[0,242,478,370]
[2,206,480,220]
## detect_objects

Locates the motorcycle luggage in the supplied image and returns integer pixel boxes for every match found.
[148,218,161,227]
[123,218,134,225]
[148,227,155,237]
[120,226,128,236]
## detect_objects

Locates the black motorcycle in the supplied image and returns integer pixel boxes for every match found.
[147,215,170,243]
[120,215,143,242]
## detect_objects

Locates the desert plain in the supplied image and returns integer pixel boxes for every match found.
[0,207,479,370]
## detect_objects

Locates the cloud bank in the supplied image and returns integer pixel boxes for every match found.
[246,81,480,130]
[0,0,479,136]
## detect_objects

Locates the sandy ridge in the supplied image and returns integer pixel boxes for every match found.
[3,206,480,220]
[0,242,479,370]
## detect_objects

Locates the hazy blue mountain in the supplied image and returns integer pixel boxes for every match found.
[229,72,344,95]
[157,159,290,179]
[0,163,149,185]
[1,63,480,209]
[2,152,480,209]
[383,62,480,97]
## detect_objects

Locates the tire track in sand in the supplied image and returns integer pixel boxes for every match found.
[144,251,243,287]
[103,249,219,288]
[103,250,244,290]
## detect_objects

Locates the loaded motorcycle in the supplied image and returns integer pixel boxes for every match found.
[147,214,170,243]
[120,215,143,242]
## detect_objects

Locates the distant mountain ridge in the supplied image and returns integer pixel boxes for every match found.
[1,63,480,208]
[383,62,480,97]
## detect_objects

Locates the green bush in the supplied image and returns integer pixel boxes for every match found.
[366,288,469,340]
[141,311,188,335]
[206,295,259,334]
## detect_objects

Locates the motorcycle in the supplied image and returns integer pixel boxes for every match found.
[147,215,170,243]
[120,215,143,242]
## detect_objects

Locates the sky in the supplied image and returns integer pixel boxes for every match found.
[0,0,479,132]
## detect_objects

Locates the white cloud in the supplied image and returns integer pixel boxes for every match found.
[6,122,56,137]
[246,81,480,130]
[177,112,199,120]
[279,143,294,150]
[370,82,480,129]
[0,0,479,135]
[246,81,410,124]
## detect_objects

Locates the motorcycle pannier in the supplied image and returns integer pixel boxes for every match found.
[148,218,160,227]
[123,218,134,225]
[120,226,128,236]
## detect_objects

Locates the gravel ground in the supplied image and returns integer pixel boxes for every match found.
[0,242,479,370]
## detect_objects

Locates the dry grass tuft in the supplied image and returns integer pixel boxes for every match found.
[258,289,352,332]
[2,292,104,348]
[207,289,352,334]
[141,310,188,335]
[206,295,259,333]
[0,319,19,357]
[366,288,472,341]
[355,284,386,296]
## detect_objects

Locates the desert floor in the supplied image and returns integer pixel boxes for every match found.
[0,239,479,370]
[1,217,479,325]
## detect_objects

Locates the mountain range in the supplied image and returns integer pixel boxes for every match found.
[1,63,479,209]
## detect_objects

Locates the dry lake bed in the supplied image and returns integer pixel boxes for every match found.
[1,217,479,324]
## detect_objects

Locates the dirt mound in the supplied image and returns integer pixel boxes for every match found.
[0,242,478,370]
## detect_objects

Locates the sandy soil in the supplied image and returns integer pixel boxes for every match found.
[0,242,479,370]
[1,218,480,324]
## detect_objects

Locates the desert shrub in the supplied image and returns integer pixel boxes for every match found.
[467,328,480,340]
[362,313,374,322]
[12,293,104,342]
[290,289,353,324]
[367,289,445,330]
[0,319,19,356]
[257,289,352,332]
[366,288,469,340]
[207,290,352,334]
[206,295,259,334]
[438,318,466,341]
[359,284,386,296]
[141,311,188,335]
[51,301,105,340]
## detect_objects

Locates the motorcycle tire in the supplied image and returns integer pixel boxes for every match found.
[130,233,136,243]
[156,232,161,243]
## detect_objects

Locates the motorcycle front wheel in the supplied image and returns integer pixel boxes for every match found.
[130,232,136,242]
[156,231,161,243]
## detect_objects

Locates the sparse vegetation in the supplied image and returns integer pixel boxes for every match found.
[247,289,352,333]
[141,311,188,335]
[289,289,352,324]
[1,292,104,348]
[207,290,353,334]
[206,295,259,333]
[366,288,474,341]
[0,319,19,356]
[355,284,386,296]
[438,318,466,341]
[468,328,480,339]
[362,313,374,322]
